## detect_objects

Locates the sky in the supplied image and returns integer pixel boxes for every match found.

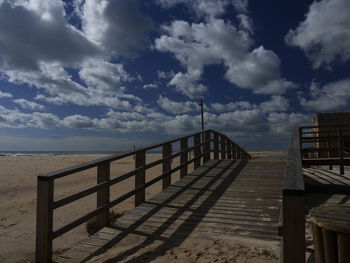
[0,0,349,151]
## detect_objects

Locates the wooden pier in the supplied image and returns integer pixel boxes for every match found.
[35,126,350,263]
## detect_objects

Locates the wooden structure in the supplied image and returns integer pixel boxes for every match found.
[35,128,310,263]
[312,113,350,158]
[35,129,250,263]
[300,125,350,175]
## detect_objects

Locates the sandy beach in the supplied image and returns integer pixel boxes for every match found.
[0,153,282,263]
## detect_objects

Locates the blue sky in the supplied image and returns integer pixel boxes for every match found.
[0,0,349,151]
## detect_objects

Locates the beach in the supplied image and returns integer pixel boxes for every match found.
[0,153,282,263]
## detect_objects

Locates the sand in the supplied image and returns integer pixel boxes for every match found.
[0,153,282,263]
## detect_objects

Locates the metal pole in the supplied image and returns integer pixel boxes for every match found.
[199,99,204,130]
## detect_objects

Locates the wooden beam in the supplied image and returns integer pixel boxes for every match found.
[213,133,219,159]
[221,135,226,159]
[135,150,145,207]
[36,179,54,263]
[194,134,201,169]
[96,162,110,229]
[163,143,172,189]
[338,127,344,175]
[180,138,188,178]
[203,130,210,163]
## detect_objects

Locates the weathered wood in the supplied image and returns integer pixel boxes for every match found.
[323,228,337,263]
[203,131,211,163]
[311,222,325,263]
[135,150,146,206]
[36,179,54,263]
[338,233,350,263]
[180,138,188,178]
[221,135,226,159]
[281,192,305,263]
[338,127,344,175]
[162,143,172,189]
[194,134,201,169]
[227,141,232,159]
[96,162,110,229]
[213,133,219,159]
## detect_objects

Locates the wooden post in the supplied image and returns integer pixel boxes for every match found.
[203,131,210,163]
[135,150,145,207]
[96,162,110,229]
[163,143,172,189]
[227,141,232,159]
[36,178,54,263]
[338,127,344,175]
[213,133,219,159]
[180,138,188,178]
[221,135,226,159]
[327,131,332,170]
[194,134,201,169]
[282,191,305,263]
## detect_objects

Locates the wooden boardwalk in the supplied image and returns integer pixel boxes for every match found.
[58,159,285,262]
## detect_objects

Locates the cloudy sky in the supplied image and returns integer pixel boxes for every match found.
[0,0,349,151]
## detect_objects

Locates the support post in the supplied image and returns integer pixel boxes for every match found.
[163,143,172,189]
[194,134,201,169]
[180,138,188,178]
[96,162,110,229]
[227,141,232,159]
[221,135,226,159]
[213,133,219,159]
[338,127,344,175]
[327,131,332,170]
[203,131,210,163]
[135,150,145,207]
[281,191,305,263]
[36,178,54,263]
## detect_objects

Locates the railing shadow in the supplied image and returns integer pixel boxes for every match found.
[81,159,248,263]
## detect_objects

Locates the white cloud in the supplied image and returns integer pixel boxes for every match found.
[299,78,350,111]
[211,101,256,112]
[157,95,198,114]
[142,83,158,89]
[79,59,132,93]
[157,70,175,79]
[155,19,294,96]
[259,95,289,113]
[285,0,350,69]
[268,112,310,134]
[232,0,249,13]
[0,91,12,98]
[14,98,45,111]
[80,0,152,57]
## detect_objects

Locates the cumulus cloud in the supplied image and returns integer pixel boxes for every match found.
[80,0,152,57]
[142,83,158,89]
[14,99,45,111]
[155,19,294,96]
[299,78,350,111]
[0,91,12,98]
[211,101,256,112]
[285,0,350,69]
[157,95,198,114]
[259,95,289,113]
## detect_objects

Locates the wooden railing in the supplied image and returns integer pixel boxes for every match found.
[300,125,350,174]
[35,129,250,262]
[279,127,305,263]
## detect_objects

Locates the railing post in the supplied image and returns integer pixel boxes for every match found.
[203,131,210,163]
[281,190,305,263]
[338,127,344,175]
[327,131,332,170]
[96,162,110,229]
[221,135,226,159]
[194,134,201,169]
[180,138,188,178]
[213,133,219,159]
[227,141,232,159]
[135,150,145,207]
[36,178,54,263]
[163,143,172,189]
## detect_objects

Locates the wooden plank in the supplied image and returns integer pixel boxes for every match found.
[220,135,226,159]
[96,162,110,229]
[162,143,172,189]
[180,138,188,178]
[194,134,201,169]
[213,133,219,159]
[135,150,145,207]
[203,130,210,163]
[36,179,54,263]
[338,127,344,175]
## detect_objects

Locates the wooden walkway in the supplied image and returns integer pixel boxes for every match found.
[58,159,285,262]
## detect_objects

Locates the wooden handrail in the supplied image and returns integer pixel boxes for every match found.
[36,129,250,262]
[280,127,305,263]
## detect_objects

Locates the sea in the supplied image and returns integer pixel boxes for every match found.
[0,151,124,157]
